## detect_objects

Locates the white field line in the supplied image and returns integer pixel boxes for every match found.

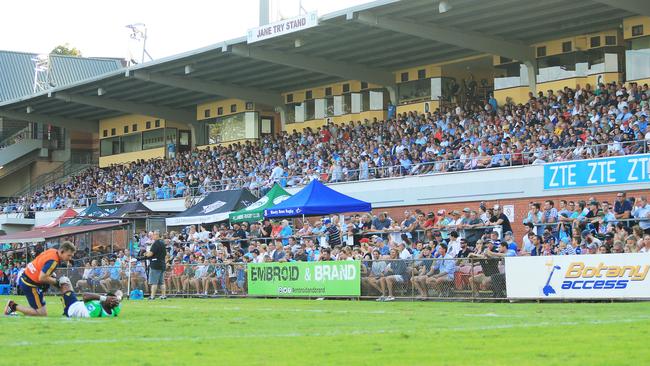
[216,306,397,314]
[3,316,650,348]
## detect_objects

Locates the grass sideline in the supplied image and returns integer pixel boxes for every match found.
[1,296,649,365]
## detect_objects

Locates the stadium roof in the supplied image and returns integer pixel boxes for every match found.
[0,50,124,102]
[0,0,642,133]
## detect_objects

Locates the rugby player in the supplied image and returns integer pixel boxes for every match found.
[4,241,76,317]
[58,277,122,318]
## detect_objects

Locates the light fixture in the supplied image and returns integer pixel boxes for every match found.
[184,65,194,75]
[439,0,451,13]
[97,88,106,96]
[26,106,34,114]
[294,38,303,48]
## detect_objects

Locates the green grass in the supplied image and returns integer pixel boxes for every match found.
[1,296,649,365]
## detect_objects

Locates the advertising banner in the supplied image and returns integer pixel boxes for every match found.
[543,154,650,190]
[506,254,650,299]
[247,261,360,297]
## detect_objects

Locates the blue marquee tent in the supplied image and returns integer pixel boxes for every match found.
[264,180,371,218]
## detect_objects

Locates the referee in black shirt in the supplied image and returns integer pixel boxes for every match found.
[145,230,167,300]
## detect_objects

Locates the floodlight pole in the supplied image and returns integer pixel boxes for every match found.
[141,26,147,64]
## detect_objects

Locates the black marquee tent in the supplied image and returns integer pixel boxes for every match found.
[165,189,258,226]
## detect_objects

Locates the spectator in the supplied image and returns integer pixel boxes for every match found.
[446,231,461,258]
[523,203,543,236]
[377,248,407,302]
[425,243,456,295]
[631,196,650,235]
[324,218,341,248]
[614,192,633,225]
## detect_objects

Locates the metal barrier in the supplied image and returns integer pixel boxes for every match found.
[21,257,507,301]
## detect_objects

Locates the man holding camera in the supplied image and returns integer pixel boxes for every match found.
[145,231,167,300]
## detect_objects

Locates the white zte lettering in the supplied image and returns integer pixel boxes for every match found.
[548,164,576,187]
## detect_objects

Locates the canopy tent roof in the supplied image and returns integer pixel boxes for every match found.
[0,222,126,244]
[109,202,153,218]
[60,203,116,227]
[264,180,371,218]
[34,208,78,229]
[166,189,258,226]
[229,184,291,223]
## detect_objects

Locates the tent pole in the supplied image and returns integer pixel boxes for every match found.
[127,219,134,297]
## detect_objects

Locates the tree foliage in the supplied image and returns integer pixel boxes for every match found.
[51,43,82,57]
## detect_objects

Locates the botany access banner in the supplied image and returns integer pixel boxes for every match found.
[506,254,650,300]
[247,261,361,297]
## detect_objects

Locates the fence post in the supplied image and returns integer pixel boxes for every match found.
[470,258,475,302]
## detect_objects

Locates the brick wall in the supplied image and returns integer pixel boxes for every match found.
[373,188,650,242]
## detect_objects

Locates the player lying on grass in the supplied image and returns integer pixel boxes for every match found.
[59,277,122,318]
[5,276,122,318]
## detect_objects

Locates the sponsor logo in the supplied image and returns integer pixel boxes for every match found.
[541,260,649,296]
[272,195,290,205]
[266,208,297,215]
[245,196,269,211]
[250,263,357,282]
[201,200,226,214]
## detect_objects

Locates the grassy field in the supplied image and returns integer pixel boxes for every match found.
[1,296,649,365]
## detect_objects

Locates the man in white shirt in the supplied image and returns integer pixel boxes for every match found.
[640,235,650,253]
[270,163,284,182]
[446,231,461,258]
[631,196,650,235]
[398,242,411,260]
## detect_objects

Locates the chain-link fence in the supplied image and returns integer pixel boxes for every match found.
[360,258,506,301]
[40,262,248,298]
[9,258,507,301]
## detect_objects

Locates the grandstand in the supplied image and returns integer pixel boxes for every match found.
[2,2,650,364]
[1,0,650,298]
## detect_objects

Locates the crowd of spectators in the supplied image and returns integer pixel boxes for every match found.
[2,191,648,299]
[1,82,649,215]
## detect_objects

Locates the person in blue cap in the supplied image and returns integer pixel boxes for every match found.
[581,228,602,248]
[556,236,576,255]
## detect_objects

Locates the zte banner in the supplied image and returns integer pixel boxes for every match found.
[543,154,650,190]
[505,254,650,299]
[247,261,360,297]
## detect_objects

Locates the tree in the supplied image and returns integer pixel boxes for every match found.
[51,43,82,57]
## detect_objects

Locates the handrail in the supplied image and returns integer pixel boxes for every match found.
[0,125,32,149]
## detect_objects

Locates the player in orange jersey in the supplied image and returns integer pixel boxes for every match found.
[4,241,76,316]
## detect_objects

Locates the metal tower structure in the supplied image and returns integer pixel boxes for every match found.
[126,23,153,65]
[31,54,52,93]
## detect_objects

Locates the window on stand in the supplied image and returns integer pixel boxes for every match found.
[142,129,165,150]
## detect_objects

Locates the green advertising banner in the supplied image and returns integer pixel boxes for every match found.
[247,261,361,297]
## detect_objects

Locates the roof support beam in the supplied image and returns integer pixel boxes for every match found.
[590,0,650,17]
[230,45,396,88]
[0,109,97,133]
[53,93,195,123]
[132,71,284,107]
[355,12,535,62]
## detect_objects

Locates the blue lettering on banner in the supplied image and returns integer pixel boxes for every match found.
[543,154,650,189]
